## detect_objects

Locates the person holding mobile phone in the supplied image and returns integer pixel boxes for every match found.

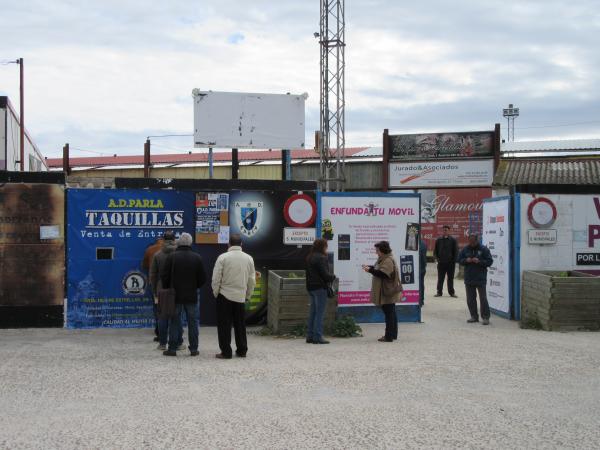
[363,241,401,342]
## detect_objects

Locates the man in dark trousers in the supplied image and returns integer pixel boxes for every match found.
[458,234,494,325]
[150,230,183,351]
[212,234,256,359]
[142,236,163,341]
[433,225,458,298]
[161,232,207,357]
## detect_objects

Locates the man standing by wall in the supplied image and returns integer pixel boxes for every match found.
[434,225,458,298]
[212,234,256,359]
[142,236,164,341]
[150,230,182,351]
[161,232,206,357]
[458,234,493,325]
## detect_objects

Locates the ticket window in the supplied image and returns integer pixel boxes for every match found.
[96,248,114,260]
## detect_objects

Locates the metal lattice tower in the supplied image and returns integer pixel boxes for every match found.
[318,0,345,191]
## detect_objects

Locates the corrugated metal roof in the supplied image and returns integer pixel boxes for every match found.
[46,147,368,168]
[354,147,383,157]
[501,139,600,152]
[493,158,600,187]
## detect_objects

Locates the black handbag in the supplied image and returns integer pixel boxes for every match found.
[327,277,339,299]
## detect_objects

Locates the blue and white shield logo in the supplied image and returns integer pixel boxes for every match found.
[235,201,263,237]
[241,207,257,232]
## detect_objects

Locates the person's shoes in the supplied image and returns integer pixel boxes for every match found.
[434,293,442,297]
[450,294,458,298]
[313,339,330,344]
[306,338,314,344]
[236,353,247,358]
[467,317,479,323]
[176,344,185,351]
[482,319,490,325]
[163,350,176,356]
[156,344,166,351]
[190,350,199,356]
[153,337,159,342]
[378,337,393,342]
[215,353,232,359]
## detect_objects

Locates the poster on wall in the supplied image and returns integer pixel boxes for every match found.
[319,193,421,306]
[195,192,229,244]
[66,189,195,328]
[395,187,491,254]
[389,160,494,188]
[482,198,511,316]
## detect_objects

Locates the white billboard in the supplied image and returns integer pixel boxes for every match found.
[389,159,494,188]
[193,90,306,149]
[482,198,511,315]
[319,193,421,307]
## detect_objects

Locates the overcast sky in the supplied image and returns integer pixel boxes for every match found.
[1,0,599,158]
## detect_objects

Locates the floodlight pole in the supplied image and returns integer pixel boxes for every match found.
[502,103,519,142]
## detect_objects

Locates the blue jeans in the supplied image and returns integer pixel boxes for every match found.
[307,288,328,341]
[168,303,199,352]
[158,308,183,347]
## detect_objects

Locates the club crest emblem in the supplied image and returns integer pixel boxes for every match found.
[234,201,263,237]
[122,270,147,296]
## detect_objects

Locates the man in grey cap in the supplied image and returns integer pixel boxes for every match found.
[161,232,207,356]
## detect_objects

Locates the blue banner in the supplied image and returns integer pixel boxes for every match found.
[66,189,195,328]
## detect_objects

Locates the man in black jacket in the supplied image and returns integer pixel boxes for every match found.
[434,225,458,298]
[161,232,207,357]
[458,234,494,325]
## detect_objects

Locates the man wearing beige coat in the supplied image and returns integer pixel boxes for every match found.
[212,234,256,359]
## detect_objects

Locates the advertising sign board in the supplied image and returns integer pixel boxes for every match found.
[193,90,306,149]
[389,159,494,188]
[390,131,494,160]
[319,193,421,306]
[482,197,511,316]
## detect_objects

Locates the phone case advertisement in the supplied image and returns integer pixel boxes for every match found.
[319,193,421,306]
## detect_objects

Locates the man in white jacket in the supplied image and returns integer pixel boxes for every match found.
[212,233,256,359]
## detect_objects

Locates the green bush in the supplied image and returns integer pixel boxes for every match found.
[256,325,274,336]
[328,315,362,338]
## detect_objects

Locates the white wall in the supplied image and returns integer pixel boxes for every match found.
[519,194,600,274]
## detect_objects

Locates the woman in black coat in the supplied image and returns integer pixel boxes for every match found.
[305,238,336,344]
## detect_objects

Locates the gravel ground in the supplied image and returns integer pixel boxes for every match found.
[1,268,599,450]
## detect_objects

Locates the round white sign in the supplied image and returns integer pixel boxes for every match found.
[288,198,313,224]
